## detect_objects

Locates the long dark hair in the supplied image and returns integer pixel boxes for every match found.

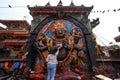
[49,47,57,55]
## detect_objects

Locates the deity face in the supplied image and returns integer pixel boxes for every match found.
[71,27,82,37]
[55,28,67,39]
[51,22,68,40]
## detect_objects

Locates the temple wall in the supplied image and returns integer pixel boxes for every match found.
[70,13,92,32]
[30,13,92,33]
[30,14,48,31]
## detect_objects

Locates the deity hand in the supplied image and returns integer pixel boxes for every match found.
[67,45,73,50]
[73,44,82,51]
[78,50,86,59]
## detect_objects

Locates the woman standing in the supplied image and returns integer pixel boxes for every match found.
[46,44,62,80]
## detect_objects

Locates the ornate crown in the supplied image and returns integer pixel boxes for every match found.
[52,22,67,30]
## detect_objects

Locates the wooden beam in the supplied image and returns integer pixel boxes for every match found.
[96,58,120,62]
[0,59,26,62]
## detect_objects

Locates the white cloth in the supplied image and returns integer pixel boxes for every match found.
[46,50,59,64]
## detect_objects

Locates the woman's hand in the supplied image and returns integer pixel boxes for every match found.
[56,43,62,50]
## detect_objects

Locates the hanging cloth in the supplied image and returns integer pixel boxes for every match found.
[12,62,20,70]
[4,62,9,69]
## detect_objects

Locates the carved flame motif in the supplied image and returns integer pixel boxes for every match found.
[52,22,67,30]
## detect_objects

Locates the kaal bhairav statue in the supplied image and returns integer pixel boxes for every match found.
[26,20,88,79]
